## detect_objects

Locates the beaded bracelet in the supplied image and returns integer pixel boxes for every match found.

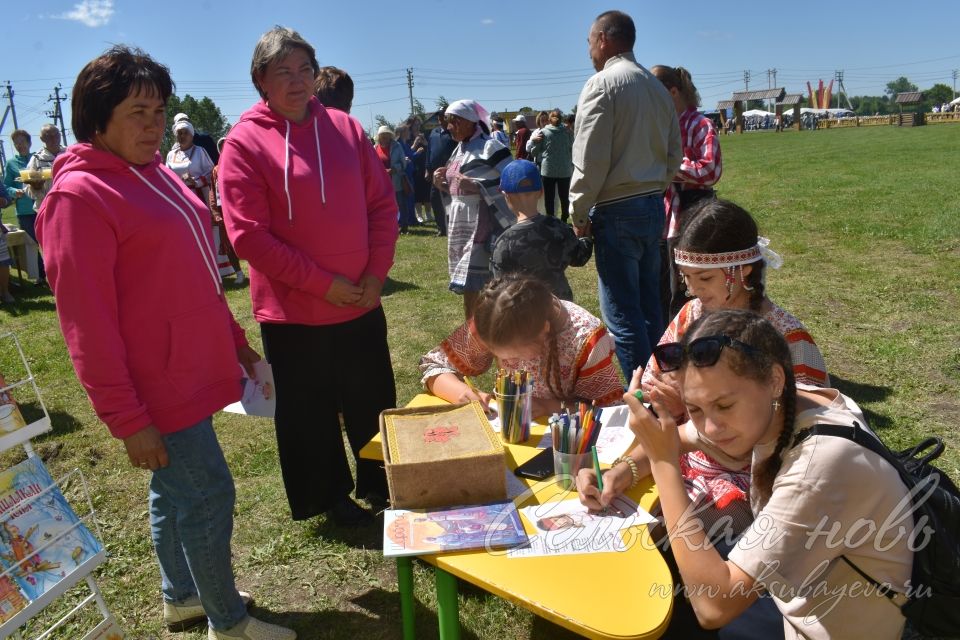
[612,455,641,489]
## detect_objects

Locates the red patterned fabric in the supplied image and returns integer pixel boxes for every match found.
[664,107,722,239]
[420,300,622,406]
[673,245,762,268]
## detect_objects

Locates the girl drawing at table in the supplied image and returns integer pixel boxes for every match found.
[588,310,912,638]
[612,199,830,538]
[419,274,623,417]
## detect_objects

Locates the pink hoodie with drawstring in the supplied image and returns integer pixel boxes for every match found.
[36,144,249,439]
[219,97,398,326]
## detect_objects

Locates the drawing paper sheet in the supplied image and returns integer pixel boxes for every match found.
[512,497,657,557]
[223,360,276,418]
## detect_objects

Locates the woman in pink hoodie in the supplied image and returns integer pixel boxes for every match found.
[218,27,399,526]
[35,46,295,640]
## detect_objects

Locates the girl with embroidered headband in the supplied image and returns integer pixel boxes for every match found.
[641,198,828,417]
[579,198,829,546]
[585,310,912,638]
[419,274,623,417]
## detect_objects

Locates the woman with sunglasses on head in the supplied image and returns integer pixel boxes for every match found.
[583,310,912,638]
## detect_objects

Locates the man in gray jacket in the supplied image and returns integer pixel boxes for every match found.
[569,10,681,380]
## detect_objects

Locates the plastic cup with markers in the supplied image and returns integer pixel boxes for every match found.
[495,369,532,444]
[548,402,604,491]
[552,449,592,491]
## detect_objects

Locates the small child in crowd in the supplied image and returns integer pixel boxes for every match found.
[491,159,592,301]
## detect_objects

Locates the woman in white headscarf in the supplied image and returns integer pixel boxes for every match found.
[166,117,236,279]
[432,99,513,318]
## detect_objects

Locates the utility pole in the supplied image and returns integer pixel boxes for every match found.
[2,82,18,130]
[406,68,415,119]
[953,69,958,99]
[743,70,751,91]
[766,68,778,111]
[46,83,69,144]
[834,71,844,110]
[0,82,17,167]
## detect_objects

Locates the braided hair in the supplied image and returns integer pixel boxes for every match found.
[676,198,766,311]
[472,275,566,401]
[682,309,797,505]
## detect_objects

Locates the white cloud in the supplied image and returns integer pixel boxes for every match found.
[481,18,494,25]
[53,0,114,27]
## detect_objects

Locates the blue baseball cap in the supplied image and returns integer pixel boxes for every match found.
[499,159,542,194]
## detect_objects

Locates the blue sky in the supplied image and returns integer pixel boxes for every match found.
[4,0,959,145]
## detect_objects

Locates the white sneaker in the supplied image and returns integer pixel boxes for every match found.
[164,591,253,631]
[209,615,296,640]
[235,271,246,285]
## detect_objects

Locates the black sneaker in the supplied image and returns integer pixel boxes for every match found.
[327,496,374,526]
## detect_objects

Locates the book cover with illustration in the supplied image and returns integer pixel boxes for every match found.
[0,373,27,437]
[0,457,102,602]
[383,501,528,557]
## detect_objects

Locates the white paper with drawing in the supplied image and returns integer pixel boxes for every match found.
[223,360,276,418]
[512,497,657,557]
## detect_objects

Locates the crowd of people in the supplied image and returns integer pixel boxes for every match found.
[5,9,925,640]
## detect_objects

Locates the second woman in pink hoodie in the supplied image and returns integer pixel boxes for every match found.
[219,27,399,526]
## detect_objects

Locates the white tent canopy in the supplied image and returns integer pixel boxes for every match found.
[950,96,960,106]
[742,109,776,117]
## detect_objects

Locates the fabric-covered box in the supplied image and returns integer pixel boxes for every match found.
[380,402,506,509]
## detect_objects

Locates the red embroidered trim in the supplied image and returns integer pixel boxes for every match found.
[673,245,762,268]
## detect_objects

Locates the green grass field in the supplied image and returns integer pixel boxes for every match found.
[1,123,958,639]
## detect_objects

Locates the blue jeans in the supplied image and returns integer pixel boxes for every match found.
[16,213,45,280]
[591,194,665,380]
[149,418,247,630]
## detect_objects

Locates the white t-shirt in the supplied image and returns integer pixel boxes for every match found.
[727,386,913,639]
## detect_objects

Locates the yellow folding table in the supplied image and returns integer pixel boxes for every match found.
[360,394,673,640]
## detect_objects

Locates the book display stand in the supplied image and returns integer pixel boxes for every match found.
[0,331,122,639]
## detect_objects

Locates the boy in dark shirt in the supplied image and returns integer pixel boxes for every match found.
[492,160,592,301]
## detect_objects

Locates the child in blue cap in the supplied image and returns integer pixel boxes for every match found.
[491,160,592,301]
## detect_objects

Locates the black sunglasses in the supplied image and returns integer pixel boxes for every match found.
[653,335,760,373]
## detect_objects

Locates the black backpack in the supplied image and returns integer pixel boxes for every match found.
[793,422,960,637]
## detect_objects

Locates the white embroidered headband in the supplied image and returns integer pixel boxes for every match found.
[674,236,783,270]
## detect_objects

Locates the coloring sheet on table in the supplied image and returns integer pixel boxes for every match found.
[507,531,626,557]
[594,405,635,464]
[513,496,657,557]
[223,360,276,418]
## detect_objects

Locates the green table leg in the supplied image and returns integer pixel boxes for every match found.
[396,557,416,640]
[435,567,461,640]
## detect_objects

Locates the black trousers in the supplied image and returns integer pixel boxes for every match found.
[260,306,395,520]
[542,176,570,222]
[430,185,447,235]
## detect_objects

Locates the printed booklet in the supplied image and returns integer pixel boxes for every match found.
[383,501,528,557]
[0,457,103,605]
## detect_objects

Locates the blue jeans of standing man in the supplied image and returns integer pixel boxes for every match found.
[150,418,247,631]
[591,194,665,381]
